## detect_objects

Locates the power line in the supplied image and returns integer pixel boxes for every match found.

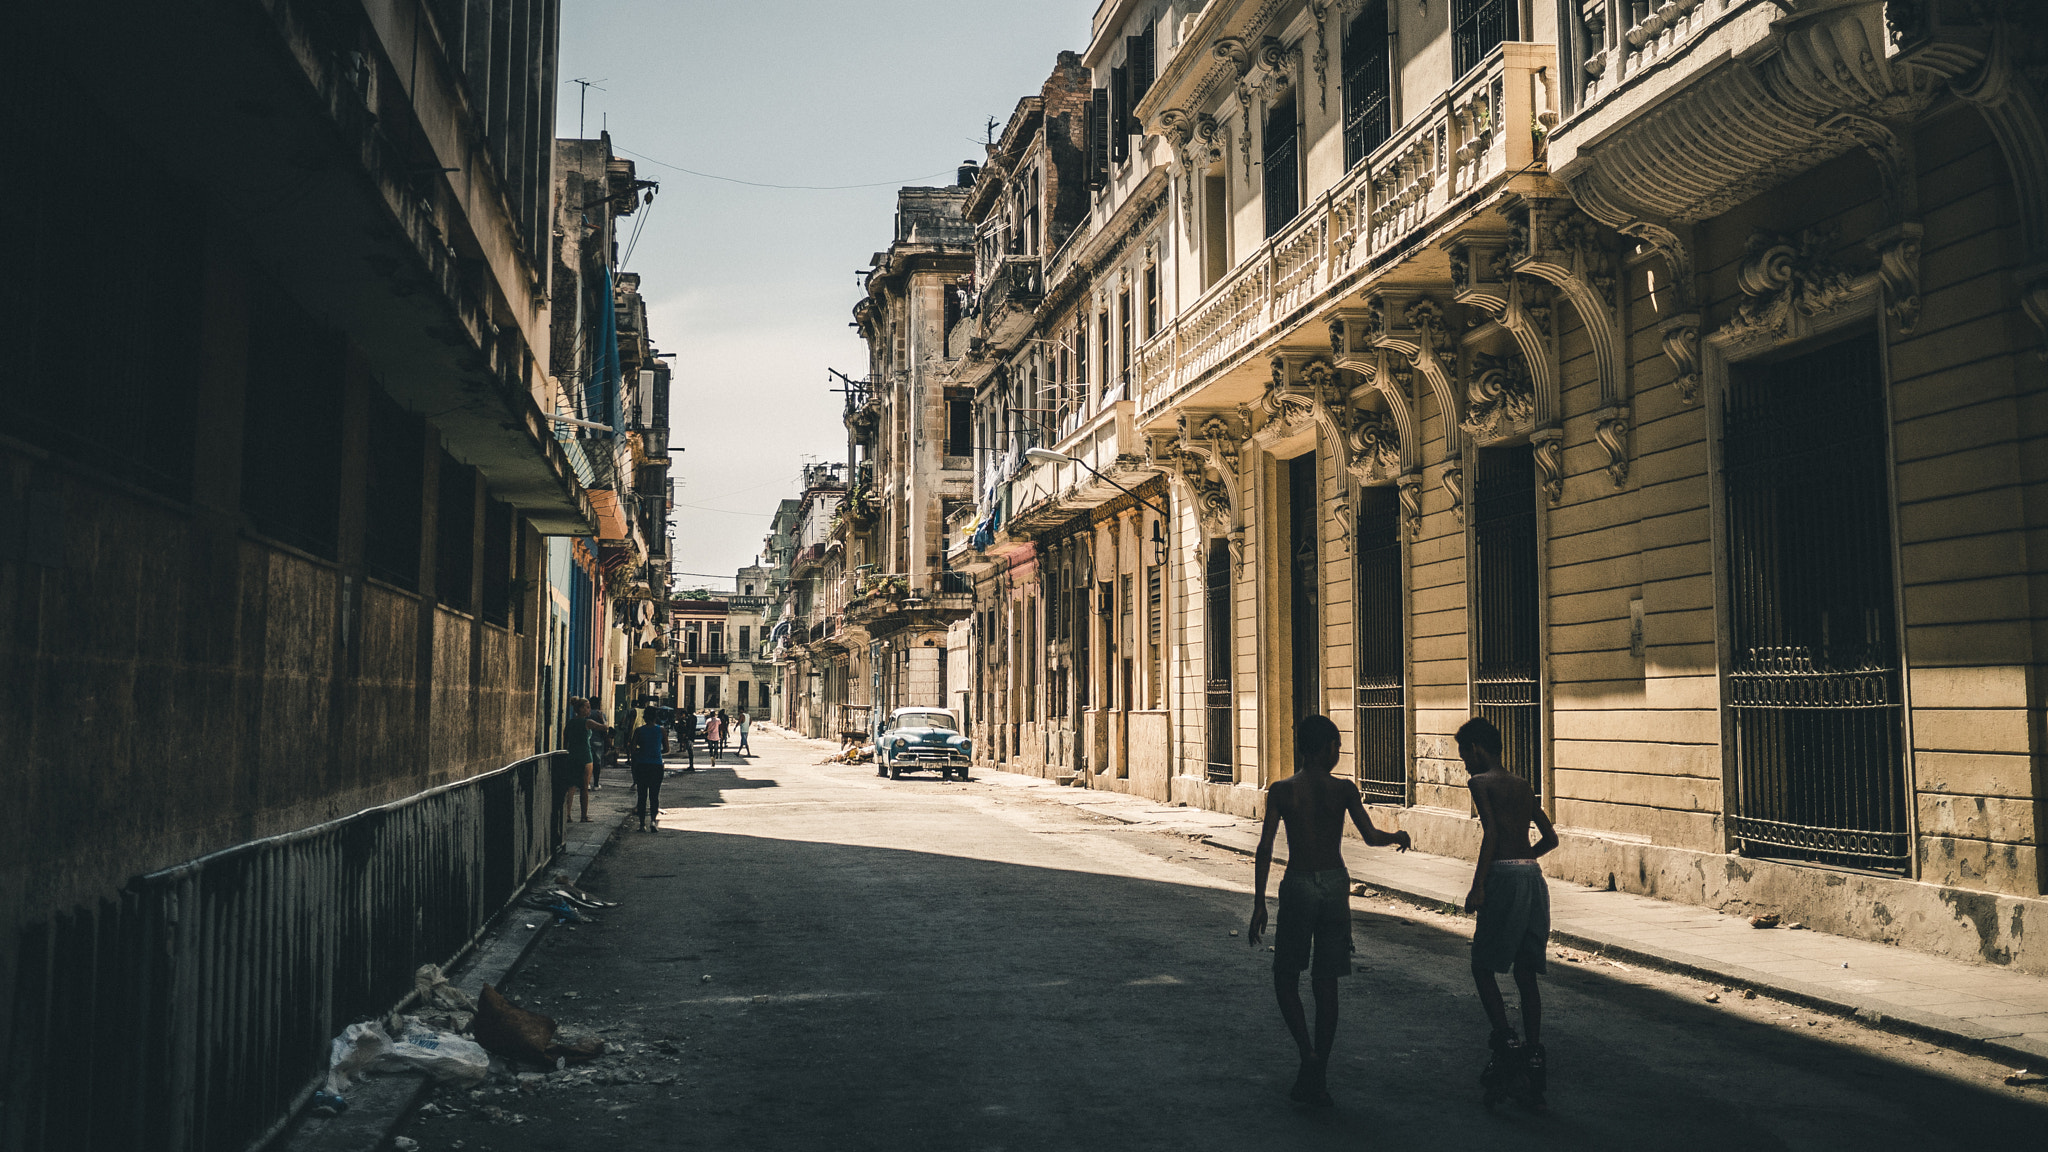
[611,145,953,191]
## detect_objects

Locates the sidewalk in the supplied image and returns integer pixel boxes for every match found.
[978,768,2048,1068]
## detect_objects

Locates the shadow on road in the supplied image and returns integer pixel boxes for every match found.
[484,823,2048,1152]
[661,764,779,808]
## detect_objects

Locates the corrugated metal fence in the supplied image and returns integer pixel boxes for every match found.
[5,752,565,1152]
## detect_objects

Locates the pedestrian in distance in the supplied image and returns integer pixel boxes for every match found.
[629,711,668,832]
[1249,714,1412,1107]
[736,709,752,756]
[1458,715,1560,1113]
[564,697,608,824]
[704,711,725,760]
[673,707,697,771]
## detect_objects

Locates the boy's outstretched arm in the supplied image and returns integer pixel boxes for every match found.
[1345,785,1411,852]
[1530,805,1559,859]
[1250,796,1282,944]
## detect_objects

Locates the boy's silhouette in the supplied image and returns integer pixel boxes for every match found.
[1458,716,1559,1111]
[1250,714,1411,1107]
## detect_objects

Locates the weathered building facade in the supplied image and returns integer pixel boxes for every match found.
[929,0,2048,976]
[0,4,680,1145]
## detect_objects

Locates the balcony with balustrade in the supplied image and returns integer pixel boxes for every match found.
[1134,43,1553,427]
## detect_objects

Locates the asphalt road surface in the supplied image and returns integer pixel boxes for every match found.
[396,727,2048,1151]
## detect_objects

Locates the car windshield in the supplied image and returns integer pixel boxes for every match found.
[894,711,957,731]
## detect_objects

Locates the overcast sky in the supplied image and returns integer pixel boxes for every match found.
[559,1,1087,590]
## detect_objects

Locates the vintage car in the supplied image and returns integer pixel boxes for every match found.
[874,707,973,781]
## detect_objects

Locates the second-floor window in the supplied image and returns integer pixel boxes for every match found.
[1074,319,1089,396]
[1344,2,1392,169]
[1264,97,1300,237]
[1117,288,1133,387]
[1452,0,1515,79]
[1097,309,1112,396]
[1144,264,1160,338]
[739,626,751,654]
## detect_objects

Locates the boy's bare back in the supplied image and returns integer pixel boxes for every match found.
[1469,770,1542,861]
[1269,773,1359,872]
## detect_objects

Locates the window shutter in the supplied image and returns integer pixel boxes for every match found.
[1088,87,1110,188]
[1109,66,1129,164]
[1130,28,1156,105]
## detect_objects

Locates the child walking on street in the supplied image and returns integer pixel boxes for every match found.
[1458,716,1560,1112]
[1250,714,1411,1107]
[736,709,751,756]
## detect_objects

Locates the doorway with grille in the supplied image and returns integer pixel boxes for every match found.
[1287,454,1321,726]
[1472,446,1541,795]
[1205,540,1233,783]
[1723,336,1907,871]
[1355,486,1405,801]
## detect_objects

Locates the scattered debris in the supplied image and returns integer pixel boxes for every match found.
[1351,883,1379,897]
[550,875,619,907]
[1704,992,1721,1003]
[1742,989,1757,999]
[1228,930,1239,937]
[412,964,478,1014]
[471,985,606,1068]
[393,1138,418,1152]
[1750,913,1781,929]
[309,1091,349,1117]
[2004,1070,2048,1087]
[1786,922,1808,930]
[701,974,713,983]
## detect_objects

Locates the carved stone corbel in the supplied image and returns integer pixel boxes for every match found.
[1866,222,1924,334]
[1594,406,1630,487]
[1530,428,1564,506]
[1660,313,1702,404]
[1397,472,1424,539]
[1461,352,1535,442]
[1513,197,1627,411]
[1364,291,1460,452]
[1441,464,1466,525]
[1331,492,1352,555]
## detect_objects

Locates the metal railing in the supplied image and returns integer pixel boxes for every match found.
[5,752,564,1152]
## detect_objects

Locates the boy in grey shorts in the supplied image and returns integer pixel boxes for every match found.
[1459,716,1560,1110]
[1250,715,1411,1107]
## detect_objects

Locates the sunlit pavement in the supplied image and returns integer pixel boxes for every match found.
[395,727,2048,1152]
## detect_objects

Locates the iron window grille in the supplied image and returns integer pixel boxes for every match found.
[1343,2,1392,170]
[1723,336,1908,871]
[1264,100,1301,238]
[1472,446,1541,796]
[1205,541,1234,782]
[1452,0,1515,79]
[1354,487,1406,801]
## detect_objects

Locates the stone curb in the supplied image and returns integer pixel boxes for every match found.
[278,782,638,1152]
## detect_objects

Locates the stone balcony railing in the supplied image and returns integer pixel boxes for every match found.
[977,255,1045,354]
[1137,44,1547,425]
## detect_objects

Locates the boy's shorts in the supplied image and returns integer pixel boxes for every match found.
[1471,860,1550,974]
[1274,867,1354,979]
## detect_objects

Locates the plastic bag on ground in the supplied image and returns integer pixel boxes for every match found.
[376,1015,490,1085]
[325,1021,393,1094]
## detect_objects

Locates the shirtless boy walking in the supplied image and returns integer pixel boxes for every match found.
[1250,714,1412,1107]
[1458,716,1560,1112]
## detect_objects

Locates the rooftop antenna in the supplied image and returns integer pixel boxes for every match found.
[568,77,607,137]
[984,116,999,147]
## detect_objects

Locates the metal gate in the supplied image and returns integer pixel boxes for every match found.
[1205,540,1234,782]
[1724,337,1907,870]
[1472,446,1541,795]
[1288,454,1321,721]
[1342,0,1391,169]
[1355,487,1405,800]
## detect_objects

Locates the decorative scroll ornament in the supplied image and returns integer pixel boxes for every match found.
[1260,357,1320,430]
[1345,407,1404,481]
[1327,316,1345,356]
[1531,429,1564,506]
[1726,229,1856,340]
[1397,472,1423,538]
[1867,222,1924,333]
[1441,465,1466,525]
[1594,407,1631,487]
[1661,313,1702,404]
[1459,352,1535,440]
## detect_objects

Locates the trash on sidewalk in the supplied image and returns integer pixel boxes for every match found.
[1750,913,1781,929]
[550,875,619,907]
[326,1020,394,1093]
[471,984,607,1068]
[308,1091,349,1117]
[413,963,479,1014]
[2005,1070,2048,1087]
[524,894,596,925]
[381,1016,490,1084]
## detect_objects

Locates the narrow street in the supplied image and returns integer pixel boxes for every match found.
[397,729,2048,1152]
